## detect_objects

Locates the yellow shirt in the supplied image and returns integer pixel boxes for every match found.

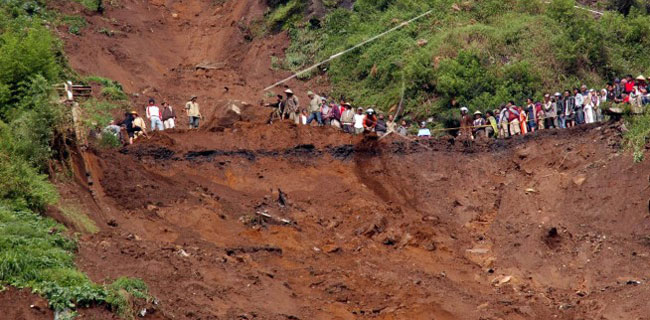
[185,101,200,117]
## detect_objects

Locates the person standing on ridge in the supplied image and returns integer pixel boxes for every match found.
[459,107,473,140]
[146,98,164,131]
[161,102,176,129]
[340,103,355,134]
[306,91,324,125]
[264,94,284,124]
[283,89,300,124]
[185,95,202,129]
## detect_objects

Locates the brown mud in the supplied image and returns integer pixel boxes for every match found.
[17,1,650,319]
[56,122,650,320]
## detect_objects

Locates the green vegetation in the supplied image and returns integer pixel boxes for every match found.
[58,204,99,234]
[274,0,650,122]
[0,206,148,316]
[0,1,149,317]
[61,15,87,35]
[73,0,104,12]
[624,112,650,162]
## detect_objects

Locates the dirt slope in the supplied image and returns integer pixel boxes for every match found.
[33,1,650,319]
[51,0,324,127]
[53,122,649,320]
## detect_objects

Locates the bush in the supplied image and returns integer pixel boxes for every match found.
[278,0,650,124]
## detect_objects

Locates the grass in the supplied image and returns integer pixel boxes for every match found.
[60,15,87,35]
[624,111,650,162]
[58,204,99,234]
[0,205,151,317]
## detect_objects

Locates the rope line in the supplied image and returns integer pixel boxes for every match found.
[263,10,434,92]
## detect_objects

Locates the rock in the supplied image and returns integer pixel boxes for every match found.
[451,3,461,11]
[322,244,341,254]
[171,13,179,19]
[572,174,587,186]
[146,204,158,211]
[466,248,489,254]
[416,39,428,47]
[29,299,48,313]
[492,275,512,286]
[107,219,118,227]
[525,188,536,193]
[178,249,190,257]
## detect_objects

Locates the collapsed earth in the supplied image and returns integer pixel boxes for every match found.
[2,0,650,320]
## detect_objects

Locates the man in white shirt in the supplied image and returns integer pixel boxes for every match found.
[353,107,365,135]
[146,98,164,131]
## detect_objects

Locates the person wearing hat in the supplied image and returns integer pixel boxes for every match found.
[340,102,355,134]
[305,91,324,125]
[116,110,148,145]
[353,107,365,135]
[282,89,300,124]
[146,98,164,132]
[132,110,147,139]
[472,110,486,138]
[185,95,202,129]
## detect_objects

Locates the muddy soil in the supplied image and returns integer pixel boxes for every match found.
[52,122,650,320]
[20,1,650,319]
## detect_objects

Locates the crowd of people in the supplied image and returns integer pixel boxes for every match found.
[265,74,649,140]
[103,74,647,145]
[104,95,203,144]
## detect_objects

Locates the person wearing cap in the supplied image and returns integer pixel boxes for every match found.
[161,102,176,129]
[305,91,324,125]
[185,96,202,129]
[363,108,378,133]
[146,98,164,132]
[340,102,355,134]
[283,89,300,124]
[417,121,431,138]
[353,107,365,135]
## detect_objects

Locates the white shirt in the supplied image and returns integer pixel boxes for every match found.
[147,105,160,119]
[353,114,365,128]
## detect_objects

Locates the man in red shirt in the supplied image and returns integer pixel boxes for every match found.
[625,75,635,93]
